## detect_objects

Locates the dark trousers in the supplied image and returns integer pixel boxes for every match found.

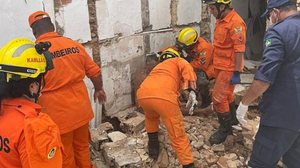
[249,125,300,168]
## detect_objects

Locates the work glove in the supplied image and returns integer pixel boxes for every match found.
[236,102,248,126]
[186,90,198,115]
[230,71,241,84]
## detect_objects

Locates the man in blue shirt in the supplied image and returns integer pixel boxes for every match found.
[236,0,300,167]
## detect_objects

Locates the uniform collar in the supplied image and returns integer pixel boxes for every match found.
[37,32,60,42]
[219,9,236,23]
[2,98,42,111]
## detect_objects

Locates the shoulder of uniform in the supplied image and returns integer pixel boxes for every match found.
[15,105,37,118]
[23,113,62,162]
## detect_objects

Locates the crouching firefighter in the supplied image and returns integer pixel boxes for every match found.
[0,38,63,168]
[137,48,197,168]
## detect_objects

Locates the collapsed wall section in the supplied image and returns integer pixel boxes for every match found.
[0,0,212,119]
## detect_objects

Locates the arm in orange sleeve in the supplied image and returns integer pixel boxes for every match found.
[178,58,197,91]
[230,22,246,72]
[230,22,246,53]
[190,57,202,71]
[18,132,30,168]
[204,43,214,70]
[77,43,101,78]
[76,43,106,102]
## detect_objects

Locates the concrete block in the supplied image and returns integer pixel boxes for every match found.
[100,66,115,104]
[98,122,114,132]
[101,65,133,115]
[56,0,91,43]
[102,140,141,167]
[90,122,114,150]
[90,128,109,151]
[107,131,127,142]
[149,0,171,29]
[240,73,254,84]
[96,0,142,40]
[149,31,176,52]
[244,60,261,73]
[100,36,144,66]
[177,0,202,25]
[93,159,109,168]
[95,0,114,39]
[120,112,145,134]
[112,107,138,121]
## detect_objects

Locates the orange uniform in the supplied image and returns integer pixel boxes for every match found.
[36,32,100,168]
[0,98,62,168]
[213,9,246,72]
[190,37,214,79]
[137,57,196,165]
[160,38,214,79]
[36,32,99,133]
[212,9,246,113]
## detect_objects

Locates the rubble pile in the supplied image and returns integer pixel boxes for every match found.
[89,61,267,168]
[90,107,260,168]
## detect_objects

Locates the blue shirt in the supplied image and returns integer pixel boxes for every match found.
[254,13,300,131]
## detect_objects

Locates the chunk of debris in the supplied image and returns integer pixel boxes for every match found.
[102,139,141,167]
[90,122,114,151]
[107,131,127,142]
[211,144,225,152]
[120,112,145,134]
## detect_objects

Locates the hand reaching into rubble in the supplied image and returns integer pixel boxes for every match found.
[236,102,248,125]
[185,90,198,115]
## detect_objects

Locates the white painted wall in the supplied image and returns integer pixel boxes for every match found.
[0,0,206,118]
[100,36,144,66]
[149,31,175,52]
[177,0,202,25]
[149,0,172,30]
[96,0,143,40]
[0,0,54,47]
[55,0,91,43]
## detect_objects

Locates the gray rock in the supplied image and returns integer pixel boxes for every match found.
[107,131,127,142]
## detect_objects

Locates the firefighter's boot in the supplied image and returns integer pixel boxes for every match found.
[147,132,159,160]
[209,112,232,145]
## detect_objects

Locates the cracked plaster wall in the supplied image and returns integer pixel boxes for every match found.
[0,0,208,119]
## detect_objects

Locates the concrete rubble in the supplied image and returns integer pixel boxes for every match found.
[90,60,282,168]
[90,110,262,168]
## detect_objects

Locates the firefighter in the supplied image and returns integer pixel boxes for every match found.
[28,11,106,168]
[203,0,246,145]
[137,48,197,168]
[176,27,214,108]
[0,38,63,168]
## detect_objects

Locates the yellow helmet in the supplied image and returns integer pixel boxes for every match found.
[177,27,199,47]
[159,48,180,62]
[0,38,47,82]
[203,0,231,4]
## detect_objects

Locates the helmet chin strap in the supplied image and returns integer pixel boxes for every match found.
[26,80,42,103]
